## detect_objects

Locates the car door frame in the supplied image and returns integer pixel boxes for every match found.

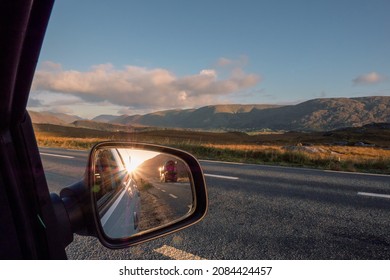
[0,0,67,259]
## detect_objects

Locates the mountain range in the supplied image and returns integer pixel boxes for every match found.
[30,96,390,132]
[29,111,82,125]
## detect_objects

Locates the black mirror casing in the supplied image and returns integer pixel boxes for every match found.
[88,142,208,249]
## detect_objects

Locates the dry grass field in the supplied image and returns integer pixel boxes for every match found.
[34,123,390,174]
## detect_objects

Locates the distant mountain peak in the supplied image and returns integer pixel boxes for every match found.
[92,114,122,123]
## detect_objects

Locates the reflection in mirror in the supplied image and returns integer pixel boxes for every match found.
[92,147,194,239]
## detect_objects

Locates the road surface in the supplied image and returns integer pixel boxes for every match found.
[147,179,193,216]
[40,147,390,259]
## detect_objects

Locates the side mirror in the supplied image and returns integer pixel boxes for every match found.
[52,142,208,250]
[89,142,208,249]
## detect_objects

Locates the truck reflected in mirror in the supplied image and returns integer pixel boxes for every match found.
[92,146,194,240]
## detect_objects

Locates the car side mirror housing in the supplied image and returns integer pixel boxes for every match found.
[52,142,208,250]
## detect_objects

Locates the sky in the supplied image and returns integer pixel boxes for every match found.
[28,0,390,119]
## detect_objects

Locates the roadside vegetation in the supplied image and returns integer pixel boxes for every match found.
[176,144,390,174]
[34,123,390,175]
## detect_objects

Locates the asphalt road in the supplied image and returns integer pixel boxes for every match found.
[147,179,193,216]
[99,179,191,238]
[39,147,390,259]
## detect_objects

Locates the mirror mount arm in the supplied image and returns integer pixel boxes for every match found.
[50,193,73,247]
[50,179,97,247]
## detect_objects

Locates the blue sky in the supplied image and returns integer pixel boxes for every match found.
[29,0,390,118]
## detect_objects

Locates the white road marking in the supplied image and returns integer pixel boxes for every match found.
[161,189,166,193]
[154,245,207,260]
[169,194,178,199]
[358,192,390,199]
[40,152,75,159]
[101,189,126,226]
[204,173,239,180]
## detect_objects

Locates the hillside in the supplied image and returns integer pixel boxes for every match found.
[92,114,121,123]
[30,96,390,132]
[29,111,66,125]
[72,120,134,132]
[29,111,82,125]
[243,96,390,131]
[110,105,281,128]
[110,97,390,131]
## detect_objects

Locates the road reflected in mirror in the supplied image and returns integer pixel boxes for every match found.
[92,147,194,239]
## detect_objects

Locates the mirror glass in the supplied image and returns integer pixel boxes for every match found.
[92,147,194,239]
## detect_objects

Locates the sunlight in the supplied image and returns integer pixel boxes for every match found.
[117,148,159,173]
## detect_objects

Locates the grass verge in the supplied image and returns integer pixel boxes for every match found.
[172,143,390,174]
[35,133,390,175]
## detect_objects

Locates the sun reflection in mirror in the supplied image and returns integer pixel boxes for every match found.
[117,148,159,173]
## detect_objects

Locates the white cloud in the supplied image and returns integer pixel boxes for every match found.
[217,57,233,67]
[200,69,217,78]
[40,61,62,71]
[27,98,43,107]
[32,60,261,111]
[352,72,387,85]
[50,106,74,115]
[216,56,249,68]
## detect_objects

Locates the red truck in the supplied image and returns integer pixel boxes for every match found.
[159,160,178,182]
